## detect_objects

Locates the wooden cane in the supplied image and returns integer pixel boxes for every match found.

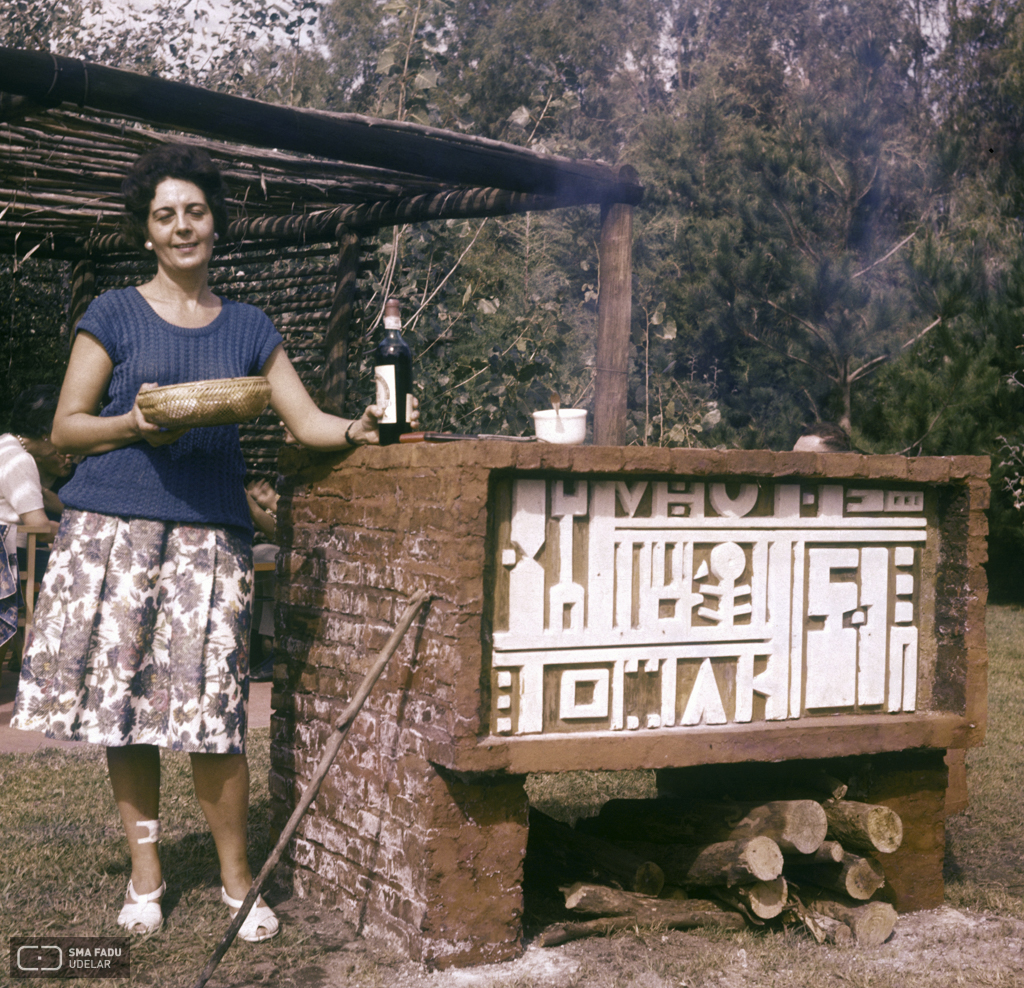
[192,588,431,988]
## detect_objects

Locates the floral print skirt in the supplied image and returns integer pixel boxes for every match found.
[11,509,253,753]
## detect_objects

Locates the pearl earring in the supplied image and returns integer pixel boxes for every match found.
[144,241,153,250]
[213,232,220,241]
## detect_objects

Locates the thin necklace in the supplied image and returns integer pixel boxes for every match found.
[13,435,29,452]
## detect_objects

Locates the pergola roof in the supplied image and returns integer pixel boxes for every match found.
[0,48,643,260]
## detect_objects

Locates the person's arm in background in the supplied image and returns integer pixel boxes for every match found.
[41,488,63,518]
[246,478,279,514]
[246,490,276,542]
[17,507,58,539]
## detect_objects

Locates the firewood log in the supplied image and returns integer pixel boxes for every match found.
[736,877,788,919]
[784,840,845,865]
[805,912,854,945]
[620,837,784,887]
[803,892,897,945]
[711,877,788,920]
[824,801,903,854]
[536,909,746,946]
[562,882,716,918]
[563,882,655,916]
[786,852,885,900]
[806,771,849,802]
[589,798,826,855]
[528,808,665,896]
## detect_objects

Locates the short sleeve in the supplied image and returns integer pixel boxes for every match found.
[74,291,121,363]
[251,308,284,374]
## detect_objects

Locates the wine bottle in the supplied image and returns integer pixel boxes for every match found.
[374,298,413,445]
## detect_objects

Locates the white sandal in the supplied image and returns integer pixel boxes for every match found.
[117,879,165,934]
[221,887,280,942]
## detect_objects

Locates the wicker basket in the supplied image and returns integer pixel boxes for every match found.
[136,377,272,428]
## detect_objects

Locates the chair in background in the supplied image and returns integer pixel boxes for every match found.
[16,523,52,652]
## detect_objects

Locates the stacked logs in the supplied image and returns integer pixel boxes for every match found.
[528,779,901,948]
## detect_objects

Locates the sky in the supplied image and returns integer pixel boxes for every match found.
[84,0,232,41]
[77,0,318,82]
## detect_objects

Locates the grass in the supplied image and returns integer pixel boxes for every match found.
[0,729,356,987]
[944,604,1024,919]
[3,606,1024,987]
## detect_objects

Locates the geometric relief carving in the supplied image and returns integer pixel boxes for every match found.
[549,480,588,633]
[696,541,752,626]
[560,668,609,719]
[680,658,728,726]
[491,477,928,737]
[806,548,860,708]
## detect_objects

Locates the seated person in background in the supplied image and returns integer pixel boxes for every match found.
[0,385,68,667]
[792,422,851,453]
[1,385,67,560]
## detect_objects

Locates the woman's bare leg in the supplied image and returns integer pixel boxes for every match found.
[106,745,162,895]
[189,752,253,900]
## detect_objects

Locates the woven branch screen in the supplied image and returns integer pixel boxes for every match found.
[0,105,449,258]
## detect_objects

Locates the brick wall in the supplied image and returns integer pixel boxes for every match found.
[268,445,988,965]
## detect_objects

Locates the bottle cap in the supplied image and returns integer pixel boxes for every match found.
[383,298,402,330]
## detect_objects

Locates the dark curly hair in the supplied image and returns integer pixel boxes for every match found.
[121,144,230,250]
[9,385,61,440]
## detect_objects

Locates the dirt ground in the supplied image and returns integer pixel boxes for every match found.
[235,892,1024,988]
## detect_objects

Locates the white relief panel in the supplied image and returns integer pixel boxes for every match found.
[491,477,927,736]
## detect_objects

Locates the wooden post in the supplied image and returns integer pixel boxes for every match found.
[594,165,637,446]
[66,258,95,344]
[320,227,361,414]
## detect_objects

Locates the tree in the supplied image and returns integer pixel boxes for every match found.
[625,0,960,447]
[0,0,83,52]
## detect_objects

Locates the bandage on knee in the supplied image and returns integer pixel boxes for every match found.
[135,819,161,844]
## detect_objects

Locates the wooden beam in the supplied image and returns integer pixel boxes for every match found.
[86,208,349,254]
[594,165,637,446]
[434,709,982,776]
[0,49,643,205]
[320,228,361,414]
[341,187,592,230]
[82,185,603,255]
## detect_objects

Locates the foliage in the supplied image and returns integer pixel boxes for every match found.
[629,1,949,447]
[0,261,71,431]
[338,214,601,437]
[0,0,83,50]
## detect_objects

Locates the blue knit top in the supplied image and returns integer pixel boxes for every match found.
[59,288,283,537]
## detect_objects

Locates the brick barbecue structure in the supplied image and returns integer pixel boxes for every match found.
[268,444,988,967]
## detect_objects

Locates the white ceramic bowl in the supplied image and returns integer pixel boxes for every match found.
[533,408,587,444]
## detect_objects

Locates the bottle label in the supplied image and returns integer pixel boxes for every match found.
[383,316,402,330]
[375,365,398,424]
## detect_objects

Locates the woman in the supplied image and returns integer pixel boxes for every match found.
[11,144,403,940]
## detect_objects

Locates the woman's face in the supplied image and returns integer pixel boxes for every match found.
[146,178,216,275]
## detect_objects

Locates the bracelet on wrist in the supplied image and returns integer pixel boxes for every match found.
[344,420,358,447]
